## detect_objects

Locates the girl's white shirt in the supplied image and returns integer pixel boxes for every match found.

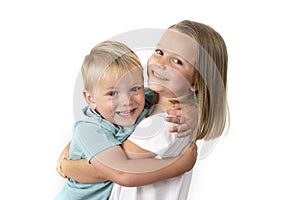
[109,112,194,200]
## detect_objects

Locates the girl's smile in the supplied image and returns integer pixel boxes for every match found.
[151,70,169,81]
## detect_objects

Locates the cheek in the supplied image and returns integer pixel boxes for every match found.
[147,55,155,68]
[134,94,145,107]
[188,69,197,84]
[96,99,113,112]
[181,67,197,85]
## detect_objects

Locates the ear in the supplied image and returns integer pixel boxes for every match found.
[83,90,96,109]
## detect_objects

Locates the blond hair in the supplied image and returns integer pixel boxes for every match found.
[81,41,143,95]
[169,20,229,141]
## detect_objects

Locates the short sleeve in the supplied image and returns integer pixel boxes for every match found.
[128,113,177,157]
[72,121,121,162]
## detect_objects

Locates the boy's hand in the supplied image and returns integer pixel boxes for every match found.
[166,103,198,137]
[56,142,71,178]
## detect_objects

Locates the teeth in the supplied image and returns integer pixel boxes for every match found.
[117,109,134,116]
[153,71,168,80]
[118,111,130,116]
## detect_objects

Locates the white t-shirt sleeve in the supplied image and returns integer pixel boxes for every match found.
[128,113,177,158]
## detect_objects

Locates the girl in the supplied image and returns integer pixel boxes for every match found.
[109,20,229,200]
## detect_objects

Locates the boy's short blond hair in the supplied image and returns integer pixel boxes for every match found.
[81,41,143,95]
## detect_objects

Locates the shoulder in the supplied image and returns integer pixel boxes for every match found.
[129,112,174,142]
[72,119,117,144]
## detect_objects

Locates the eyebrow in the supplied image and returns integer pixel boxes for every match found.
[104,82,143,90]
[102,87,117,93]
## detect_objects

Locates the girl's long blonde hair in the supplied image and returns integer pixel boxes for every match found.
[169,20,229,141]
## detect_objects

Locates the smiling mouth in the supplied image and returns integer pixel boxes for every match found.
[116,108,136,117]
[152,70,168,81]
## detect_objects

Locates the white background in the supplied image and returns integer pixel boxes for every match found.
[1,0,299,199]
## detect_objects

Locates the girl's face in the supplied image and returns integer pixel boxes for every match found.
[147,29,197,99]
[92,67,145,126]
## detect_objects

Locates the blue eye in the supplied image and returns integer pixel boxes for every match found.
[108,91,118,96]
[131,86,141,92]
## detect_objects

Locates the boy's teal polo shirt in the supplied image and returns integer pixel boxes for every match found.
[55,88,153,200]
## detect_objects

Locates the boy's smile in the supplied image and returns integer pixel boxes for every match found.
[93,67,145,126]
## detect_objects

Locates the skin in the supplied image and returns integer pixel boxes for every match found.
[59,141,197,185]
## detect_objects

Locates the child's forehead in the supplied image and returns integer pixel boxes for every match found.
[99,66,143,85]
[157,29,198,66]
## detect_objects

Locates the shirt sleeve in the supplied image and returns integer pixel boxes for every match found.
[127,113,177,158]
[72,121,121,162]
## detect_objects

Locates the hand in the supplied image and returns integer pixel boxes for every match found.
[166,103,199,137]
[56,142,71,178]
[178,142,198,172]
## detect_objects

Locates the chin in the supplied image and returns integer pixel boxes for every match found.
[121,121,135,127]
[148,84,163,92]
[116,118,136,127]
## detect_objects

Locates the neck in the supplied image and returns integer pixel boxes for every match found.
[154,91,196,113]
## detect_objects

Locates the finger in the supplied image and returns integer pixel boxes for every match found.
[165,116,182,124]
[169,122,193,136]
[191,142,198,152]
[188,142,196,150]
[166,109,182,117]
[169,125,178,133]
[64,153,70,160]
[170,103,181,109]
[170,123,189,132]
[59,171,67,178]
[56,165,67,178]
[177,129,193,137]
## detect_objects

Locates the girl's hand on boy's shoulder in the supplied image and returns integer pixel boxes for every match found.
[165,103,198,137]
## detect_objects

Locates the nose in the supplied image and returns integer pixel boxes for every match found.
[155,56,168,70]
[119,92,132,106]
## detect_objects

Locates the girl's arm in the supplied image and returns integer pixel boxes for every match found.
[90,143,197,187]
[122,140,156,159]
[57,141,107,183]
[58,143,156,182]
[56,141,70,178]
[60,142,197,184]
[61,158,108,183]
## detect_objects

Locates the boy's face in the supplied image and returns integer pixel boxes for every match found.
[93,67,145,126]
